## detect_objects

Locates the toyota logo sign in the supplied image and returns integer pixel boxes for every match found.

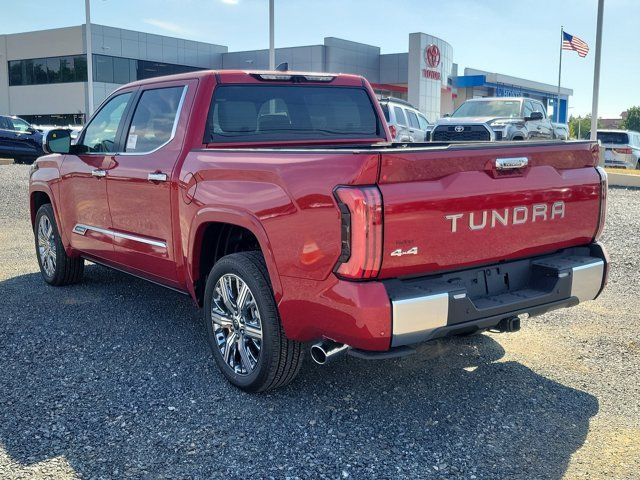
[425,44,441,69]
[454,126,464,133]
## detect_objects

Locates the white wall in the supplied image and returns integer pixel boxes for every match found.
[5,26,84,60]
[9,83,86,116]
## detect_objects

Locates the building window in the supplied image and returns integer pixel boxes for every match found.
[9,53,204,87]
[8,55,88,86]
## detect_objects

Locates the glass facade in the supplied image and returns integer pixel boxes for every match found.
[8,54,204,87]
[9,55,88,86]
[92,54,203,83]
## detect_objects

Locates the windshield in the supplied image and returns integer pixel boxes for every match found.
[205,85,382,143]
[452,100,522,118]
[597,131,629,145]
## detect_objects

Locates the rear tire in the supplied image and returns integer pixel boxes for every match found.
[203,251,304,392]
[34,204,84,286]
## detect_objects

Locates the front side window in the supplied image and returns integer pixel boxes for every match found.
[524,101,534,118]
[205,85,381,143]
[82,92,132,153]
[533,102,547,117]
[417,114,430,130]
[10,118,31,132]
[125,86,185,153]
[393,106,407,126]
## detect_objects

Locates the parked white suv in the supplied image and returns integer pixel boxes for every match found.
[597,129,640,169]
[378,98,433,142]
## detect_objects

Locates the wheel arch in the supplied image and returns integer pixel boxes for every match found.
[188,208,282,306]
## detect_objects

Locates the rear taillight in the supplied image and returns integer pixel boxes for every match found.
[388,125,397,140]
[334,186,383,279]
[594,166,607,240]
[614,147,632,154]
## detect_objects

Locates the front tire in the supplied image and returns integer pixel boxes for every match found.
[34,204,84,286]
[203,252,304,392]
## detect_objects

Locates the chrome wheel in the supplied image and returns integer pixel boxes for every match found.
[211,274,263,375]
[37,215,56,277]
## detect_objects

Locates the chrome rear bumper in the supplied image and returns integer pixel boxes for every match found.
[386,244,608,347]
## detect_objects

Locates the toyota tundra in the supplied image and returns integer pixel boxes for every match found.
[29,70,608,392]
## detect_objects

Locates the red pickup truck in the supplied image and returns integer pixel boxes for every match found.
[29,70,608,392]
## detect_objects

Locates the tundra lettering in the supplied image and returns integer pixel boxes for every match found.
[29,69,608,392]
[445,201,567,233]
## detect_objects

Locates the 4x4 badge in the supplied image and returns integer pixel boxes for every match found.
[390,247,418,257]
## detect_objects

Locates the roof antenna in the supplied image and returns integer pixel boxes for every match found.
[275,62,288,72]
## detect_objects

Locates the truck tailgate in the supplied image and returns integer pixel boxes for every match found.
[377,142,602,278]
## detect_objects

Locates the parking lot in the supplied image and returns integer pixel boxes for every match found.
[0,163,638,479]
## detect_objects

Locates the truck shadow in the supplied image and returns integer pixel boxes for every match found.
[0,266,598,479]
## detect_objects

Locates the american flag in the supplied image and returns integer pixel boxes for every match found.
[562,31,589,57]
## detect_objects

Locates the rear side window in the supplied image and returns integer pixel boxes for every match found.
[125,86,185,153]
[205,85,382,143]
[406,110,420,129]
[393,106,407,126]
[597,132,629,145]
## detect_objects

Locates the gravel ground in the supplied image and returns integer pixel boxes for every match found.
[0,163,638,480]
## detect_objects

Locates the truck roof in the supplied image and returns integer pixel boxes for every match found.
[122,70,366,88]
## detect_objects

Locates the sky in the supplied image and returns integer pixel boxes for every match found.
[1,0,637,118]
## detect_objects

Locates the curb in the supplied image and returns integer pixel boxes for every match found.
[0,158,14,166]
[608,172,640,188]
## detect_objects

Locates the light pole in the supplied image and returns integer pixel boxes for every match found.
[85,0,94,117]
[590,0,604,140]
[268,0,275,70]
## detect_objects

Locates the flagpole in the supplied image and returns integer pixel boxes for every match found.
[557,26,563,123]
[590,0,604,140]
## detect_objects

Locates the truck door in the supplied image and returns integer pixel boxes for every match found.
[105,81,192,286]
[533,101,552,139]
[58,91,134,260]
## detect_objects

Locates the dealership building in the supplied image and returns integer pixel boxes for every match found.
[0,24,572,126]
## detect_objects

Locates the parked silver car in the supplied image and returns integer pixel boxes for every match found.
[432,97,567,142]
[597,129,640,169]
[378,98,433,142]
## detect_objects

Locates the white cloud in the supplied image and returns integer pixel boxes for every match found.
[143,18,189,35]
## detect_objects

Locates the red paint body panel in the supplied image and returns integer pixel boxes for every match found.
[377,143,601,278]
[28,70,605,352]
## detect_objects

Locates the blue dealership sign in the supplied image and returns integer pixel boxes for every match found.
[496,85,523,97]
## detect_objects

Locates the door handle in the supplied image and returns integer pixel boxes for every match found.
[148,172,168,182]
[91,169,107,178]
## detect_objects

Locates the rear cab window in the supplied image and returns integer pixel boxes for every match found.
[205,84,384,144]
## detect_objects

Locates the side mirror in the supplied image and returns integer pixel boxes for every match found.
[26,127,37,134]
[527,111,544,121]
[43,129,72,154]
[443,113,451,118]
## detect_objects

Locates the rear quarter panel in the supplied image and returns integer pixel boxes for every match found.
[179,149,380,296]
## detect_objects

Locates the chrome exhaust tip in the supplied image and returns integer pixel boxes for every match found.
[310,340,349,365]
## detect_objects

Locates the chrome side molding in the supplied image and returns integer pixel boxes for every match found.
[72,223,167,249]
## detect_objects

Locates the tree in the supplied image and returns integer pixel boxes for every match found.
[622,106,640,132]
[568,115,594,139]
